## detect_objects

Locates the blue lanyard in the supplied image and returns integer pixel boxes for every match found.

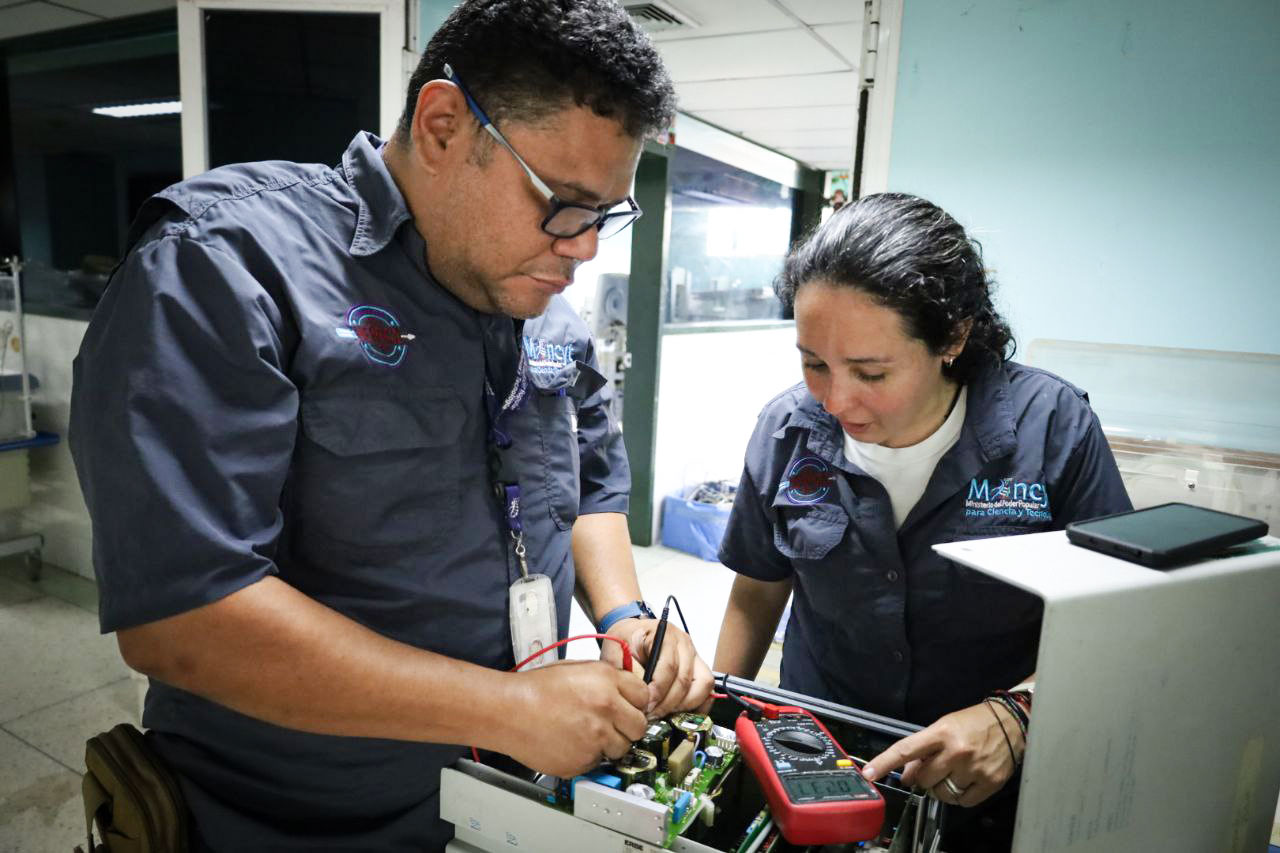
[501,482,529,577]
[483,346,530,450]
[483,328,532,576]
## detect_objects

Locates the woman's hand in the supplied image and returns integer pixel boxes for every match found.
[860,701,1023,807]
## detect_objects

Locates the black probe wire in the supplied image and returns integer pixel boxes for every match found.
[717,673,764,720]
[641,594,691,684]
[664,594,691,633]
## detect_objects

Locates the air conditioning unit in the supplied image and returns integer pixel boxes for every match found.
[624,1,699,33]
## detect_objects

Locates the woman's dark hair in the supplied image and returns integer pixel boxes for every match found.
[397,0,676,143]
[776,192,1015,383]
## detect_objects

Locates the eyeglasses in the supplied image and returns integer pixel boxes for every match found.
[442,63,642,240]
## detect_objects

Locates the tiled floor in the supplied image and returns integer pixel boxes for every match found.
[0,544,761,852]
[0,555,137,853]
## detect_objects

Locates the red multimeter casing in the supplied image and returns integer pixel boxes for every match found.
[734,706,885,845]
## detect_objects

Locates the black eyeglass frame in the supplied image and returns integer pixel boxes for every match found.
[441,63,643,240]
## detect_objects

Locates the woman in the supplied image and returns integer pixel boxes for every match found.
[713,193,1131,851]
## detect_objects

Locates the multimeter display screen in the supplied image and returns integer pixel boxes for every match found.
[781,772,874,802]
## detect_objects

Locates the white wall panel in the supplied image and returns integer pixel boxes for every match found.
[17,316,93,579]
[652,327,801,542]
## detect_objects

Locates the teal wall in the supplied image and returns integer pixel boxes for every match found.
[888,0,1280,355]
[418,0,455,50]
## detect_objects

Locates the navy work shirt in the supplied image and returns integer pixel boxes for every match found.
[718,361,1132,727]
[69,132,628,850]
[503,297,630,632]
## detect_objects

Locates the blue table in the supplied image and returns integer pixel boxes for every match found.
[0,430,60,453]
[0,430,61,579]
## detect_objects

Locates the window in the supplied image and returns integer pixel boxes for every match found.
[3,14,180,320]
[203,10,379,168]
[664,147,795,327]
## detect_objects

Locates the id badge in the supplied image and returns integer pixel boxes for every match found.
[509,573,558,670]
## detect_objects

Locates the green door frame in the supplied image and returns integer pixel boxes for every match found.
[621,141,672,545]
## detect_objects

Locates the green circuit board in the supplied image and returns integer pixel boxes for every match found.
[651,749,739,847]
[561,712,742,849]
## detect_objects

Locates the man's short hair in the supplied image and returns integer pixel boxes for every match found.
[397,0,676,144]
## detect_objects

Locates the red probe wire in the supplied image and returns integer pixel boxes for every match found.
[470,633,634,763]
[513,633,632,673]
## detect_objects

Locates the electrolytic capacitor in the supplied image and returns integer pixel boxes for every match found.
[671,711,713,740]
[616,747,658,788]
[641,720,673,764]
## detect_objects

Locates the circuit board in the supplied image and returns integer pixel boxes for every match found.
[652,746,738,847]
[557,711,742,848]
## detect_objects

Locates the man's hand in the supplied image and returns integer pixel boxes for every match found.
[601,618,714,718]
[497,660,649,778]
[860,702,1023,807]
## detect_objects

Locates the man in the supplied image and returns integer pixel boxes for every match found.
[69,1,711,848]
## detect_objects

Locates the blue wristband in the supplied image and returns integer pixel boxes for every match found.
[596,600,656,634]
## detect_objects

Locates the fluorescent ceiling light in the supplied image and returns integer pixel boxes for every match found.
[92,101,182,118]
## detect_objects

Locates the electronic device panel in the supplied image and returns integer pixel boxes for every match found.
[441,678,942,853]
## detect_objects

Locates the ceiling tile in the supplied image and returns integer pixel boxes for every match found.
[812,22,860,66]
[775,0,861,26]
[659,30,850,83]
[641,0,793,41]
[693,104,856,133]
[0,2,96,40]
[674,71,858,111]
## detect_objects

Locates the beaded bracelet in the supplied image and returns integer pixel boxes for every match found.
[989,691,1029,740]
[991,689,1031,721]
[984,699,1020,768]
[1005,689,1032,715]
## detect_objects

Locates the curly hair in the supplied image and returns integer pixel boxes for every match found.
[776,192,1015,383]
[396,0,675,144]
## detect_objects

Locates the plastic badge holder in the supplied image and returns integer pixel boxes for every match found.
[509,573,558,669]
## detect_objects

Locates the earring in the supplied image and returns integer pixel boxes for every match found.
[944,357,955,368]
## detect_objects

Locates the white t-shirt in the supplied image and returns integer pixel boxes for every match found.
[843,386,969,529]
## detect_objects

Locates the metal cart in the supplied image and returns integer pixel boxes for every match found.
[0,257,54,579]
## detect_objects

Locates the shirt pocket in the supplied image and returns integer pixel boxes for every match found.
[294,386,465,550]
[771,503,849,561]
[530,361,605,532]
[532,389,579,531]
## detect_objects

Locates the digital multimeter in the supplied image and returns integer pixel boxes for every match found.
[735,706,885,844]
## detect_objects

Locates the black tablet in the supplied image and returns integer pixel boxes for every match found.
[1065,503,1268,569]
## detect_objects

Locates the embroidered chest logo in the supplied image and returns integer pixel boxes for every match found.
[335,305,415,367]
[965,478,1052,522]
[522,335,577,379]
[780,456,835,505]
